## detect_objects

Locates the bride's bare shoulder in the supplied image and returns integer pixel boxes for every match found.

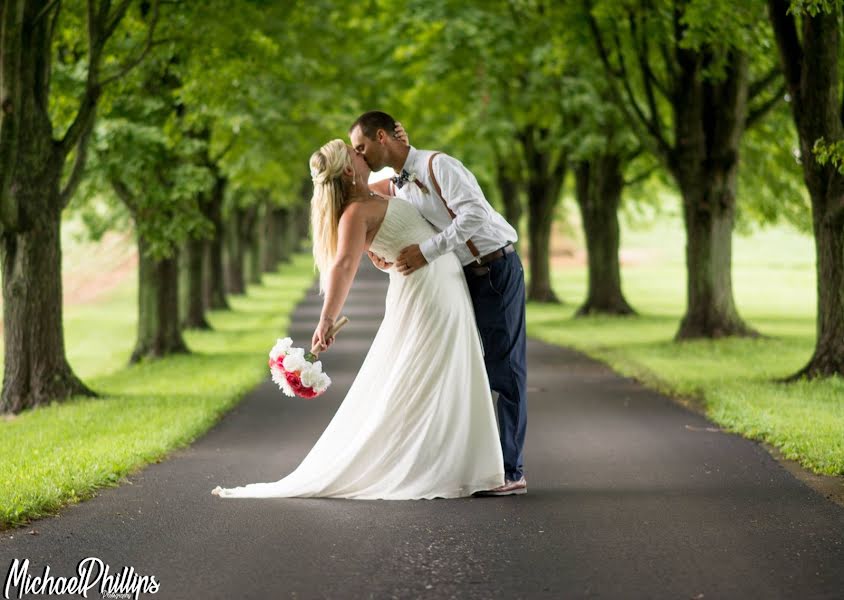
[340,199,385,230]
[339,202,366,226]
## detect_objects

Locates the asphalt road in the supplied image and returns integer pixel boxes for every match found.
[2,260,843,599]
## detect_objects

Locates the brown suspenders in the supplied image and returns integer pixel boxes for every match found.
[426,152,482,262]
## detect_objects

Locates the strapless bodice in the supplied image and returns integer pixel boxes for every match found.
[369,198,438,263]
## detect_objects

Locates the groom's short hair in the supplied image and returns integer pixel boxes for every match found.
[350,111,396,140]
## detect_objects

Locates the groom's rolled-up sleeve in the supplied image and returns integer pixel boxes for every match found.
[419,155,488,264]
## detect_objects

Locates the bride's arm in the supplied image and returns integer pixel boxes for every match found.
[312,207,368,352]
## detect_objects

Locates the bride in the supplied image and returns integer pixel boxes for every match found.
[211,139,504,500]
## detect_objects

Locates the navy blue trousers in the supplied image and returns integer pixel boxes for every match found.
[464,251,528,481]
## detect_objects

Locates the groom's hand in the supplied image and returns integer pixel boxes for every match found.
[396,244,427,276]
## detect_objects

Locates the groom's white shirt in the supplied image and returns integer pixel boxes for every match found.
[394,146,518,267]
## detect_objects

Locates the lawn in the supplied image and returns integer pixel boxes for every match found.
[527,208,844,477]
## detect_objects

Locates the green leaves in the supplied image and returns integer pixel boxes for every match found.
[813,137,844,174]
[788,0,838,16]
[55,0,811,252]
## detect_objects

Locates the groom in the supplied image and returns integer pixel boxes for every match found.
[349,111,528,495]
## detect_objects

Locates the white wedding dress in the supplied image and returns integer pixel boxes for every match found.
[212,198,504,500]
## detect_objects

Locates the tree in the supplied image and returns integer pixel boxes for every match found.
[198,135,230,310]
[1,0,160,414]
[223,189,258,295]
[559,16,649,317]
[586,0,785,339]
[81,45,213,362]
[768,0,844,379]
[573,150,639,316]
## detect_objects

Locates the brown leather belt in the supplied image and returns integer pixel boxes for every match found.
[464,244,515,275]
[478,243,515,265]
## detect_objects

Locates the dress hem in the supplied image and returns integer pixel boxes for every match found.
[211,472,505,501]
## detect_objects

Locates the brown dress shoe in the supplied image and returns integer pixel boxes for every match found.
[474,477,527,496]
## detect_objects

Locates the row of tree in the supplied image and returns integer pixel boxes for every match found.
[0,0,841,415]
[0,0,320,413]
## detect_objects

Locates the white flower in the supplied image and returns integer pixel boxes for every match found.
[310,360,323,373]
[282,353,307,372]
[316,373,331,392]
[269,337,293,361]
[300,367,321,389]
[287,347,305,358]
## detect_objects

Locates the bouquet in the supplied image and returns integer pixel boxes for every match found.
[268,316,349,399]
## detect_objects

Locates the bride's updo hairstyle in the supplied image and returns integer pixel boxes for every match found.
[309,139,354,293]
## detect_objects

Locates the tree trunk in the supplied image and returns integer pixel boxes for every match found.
[497,161,522,254]
[521,127,566,303]
[670,49,756,340]
[526,191,558,302]
[675,176,754,338]
[273,207,291,263]
[181,236,210,330]
[238,204,260,286]
[0,0,24,211]
[297,178,312,251]
[246,215,263,286]
[261,202,279,273]
[202,174,229,310]
[769,1,844,378]
[202,240,213,311]
[297,202,311,250]
[290,204,311,254]
[574,157,636,316]
[1,204,95,413]
[131,234,188,363]
[246,233,263,285]
[224,207,246,295]
[794,210,844,378]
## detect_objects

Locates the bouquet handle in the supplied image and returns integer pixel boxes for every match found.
[310,316,350,355]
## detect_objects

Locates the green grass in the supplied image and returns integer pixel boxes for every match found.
[528,210,844,477]
[0,253,316,529]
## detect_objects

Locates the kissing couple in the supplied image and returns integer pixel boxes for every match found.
[213,111,528,499]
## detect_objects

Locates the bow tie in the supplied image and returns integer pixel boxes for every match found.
[391,169,412,189]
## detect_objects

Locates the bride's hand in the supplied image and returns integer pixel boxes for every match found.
[368,250,393,271]
[312,317,336,353]
[394,122,409,146]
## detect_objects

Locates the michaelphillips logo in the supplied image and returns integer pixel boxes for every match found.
[4,558,160,599]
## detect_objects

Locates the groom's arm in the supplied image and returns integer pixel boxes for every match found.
[370,178,393,196]
[418,155,488,264]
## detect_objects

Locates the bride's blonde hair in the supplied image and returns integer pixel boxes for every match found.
[309,139,354,293]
